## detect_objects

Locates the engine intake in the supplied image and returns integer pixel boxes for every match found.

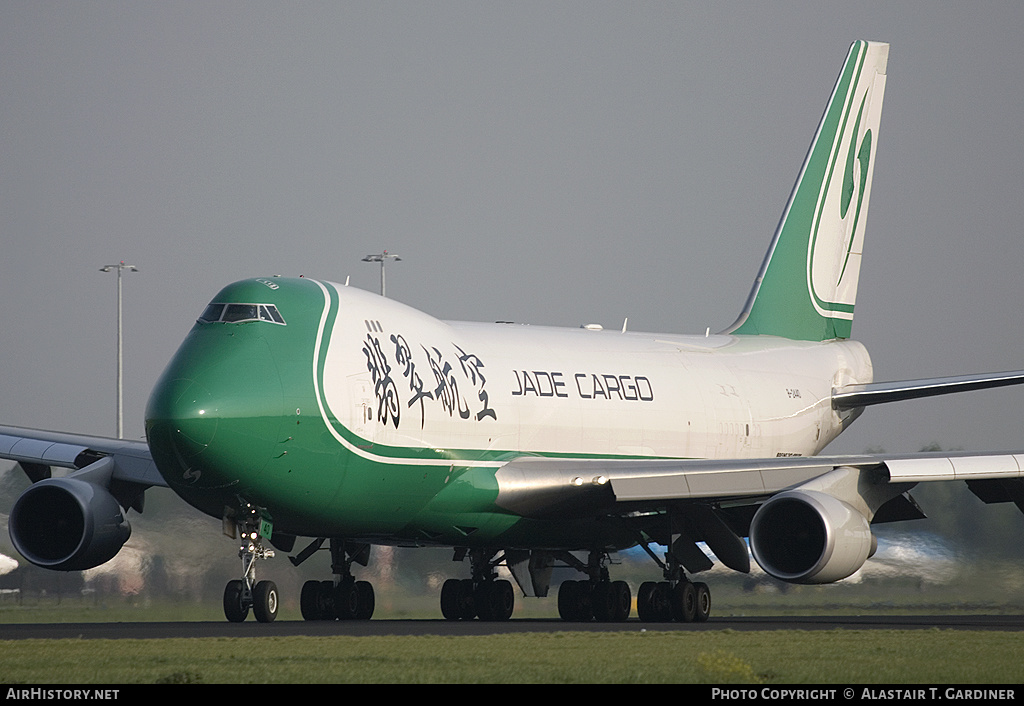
[9,477,131,571]
[749,489,876,584]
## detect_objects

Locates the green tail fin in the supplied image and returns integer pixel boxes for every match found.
[726,41,888,341]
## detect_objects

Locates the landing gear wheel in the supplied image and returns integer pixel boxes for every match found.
[558,580,592,622]
[474,582,494,621]
[223,579,249,623]
[609,580,631,622]
[671,581,697,623]
[693,582,711,622]
[441,579,477,620]
[636,581,656,622]
[488,580,514,621]
[667,582,700,618]
[300,580,322,620]
[592,580,631,622]
[253,580,279,623]
[475,581,513,621]
[355,581,375,620]
[638,581,673,622]
[458,579,476,619]
[441,578,463,620]
[334,580,359,620]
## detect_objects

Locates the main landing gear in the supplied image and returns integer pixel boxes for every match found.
[222,504,280,623]
[440,548,516,621]
[634,540,712,623]
[297,539,376,621]
[556,550,632,622]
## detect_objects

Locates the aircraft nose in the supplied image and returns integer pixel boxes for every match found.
[147,376,219,471]
[146,333,284,494]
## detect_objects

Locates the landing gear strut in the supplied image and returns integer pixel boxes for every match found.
[440,548,515,621]
[222,503,279,623]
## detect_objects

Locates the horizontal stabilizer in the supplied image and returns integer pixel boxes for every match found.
[832,370,1024,410]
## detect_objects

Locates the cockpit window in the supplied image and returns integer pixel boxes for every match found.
[223,304,260,323]
[198,303,286,325]
[260,305,286,324]
[199,303,225,323]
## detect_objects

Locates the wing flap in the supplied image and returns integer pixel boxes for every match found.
[610,462,836,503]
[884,454,1024,483]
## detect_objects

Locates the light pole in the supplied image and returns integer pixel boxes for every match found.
[99,261,138,439]
[361,250,400,297]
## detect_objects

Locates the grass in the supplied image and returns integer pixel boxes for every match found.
[1,630,1022,683]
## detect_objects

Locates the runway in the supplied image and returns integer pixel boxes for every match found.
[2,614,1022,640]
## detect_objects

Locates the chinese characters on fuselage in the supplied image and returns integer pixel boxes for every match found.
[361,330,497,429]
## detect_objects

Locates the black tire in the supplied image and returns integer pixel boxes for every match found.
[610,580,631,622]
[441,578,463,620]
[223,580,249,623]
[595,580,631,622]
[458,579,476,620]
[300,580,321,621]
[334,579,358,620]
[693,582,711,622]
[318,580,336,620]
[474,582,493,621]
[355,581,375,620]
[490,580,514,621]
[557,580,582,621]
[672,582,697,623]
[636,581,657,622]
[592,582,613,622]
[638,581,673,622]
[253,580,279,623]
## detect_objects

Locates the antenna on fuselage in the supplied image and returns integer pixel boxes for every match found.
[362,250,401,297]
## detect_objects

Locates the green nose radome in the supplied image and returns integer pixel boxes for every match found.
[145,331,285,498]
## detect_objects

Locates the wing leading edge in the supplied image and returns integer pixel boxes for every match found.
[0,424,164,489]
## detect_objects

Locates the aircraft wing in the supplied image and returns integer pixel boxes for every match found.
[0,424,165,490]
[494,450,1024,514]
[491,449,1024,579]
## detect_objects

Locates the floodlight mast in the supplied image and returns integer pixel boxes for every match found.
[362,250,401,297]
[99,261,138,439]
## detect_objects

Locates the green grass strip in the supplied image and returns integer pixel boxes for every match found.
[1,630,1022,684]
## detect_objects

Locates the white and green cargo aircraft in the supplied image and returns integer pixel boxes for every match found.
[5,41,1024,623]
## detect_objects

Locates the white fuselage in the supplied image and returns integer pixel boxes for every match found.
[317,284,873,462]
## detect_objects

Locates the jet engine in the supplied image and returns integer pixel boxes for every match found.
[748,489,876,584]
[9,477,131,571]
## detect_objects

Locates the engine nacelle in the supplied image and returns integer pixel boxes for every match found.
[9,477,131,571]
[749,489,876,584]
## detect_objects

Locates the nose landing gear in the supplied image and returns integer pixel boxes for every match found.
[222,504,278,623]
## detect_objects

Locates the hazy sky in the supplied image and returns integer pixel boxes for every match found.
[2,1,1023,457]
